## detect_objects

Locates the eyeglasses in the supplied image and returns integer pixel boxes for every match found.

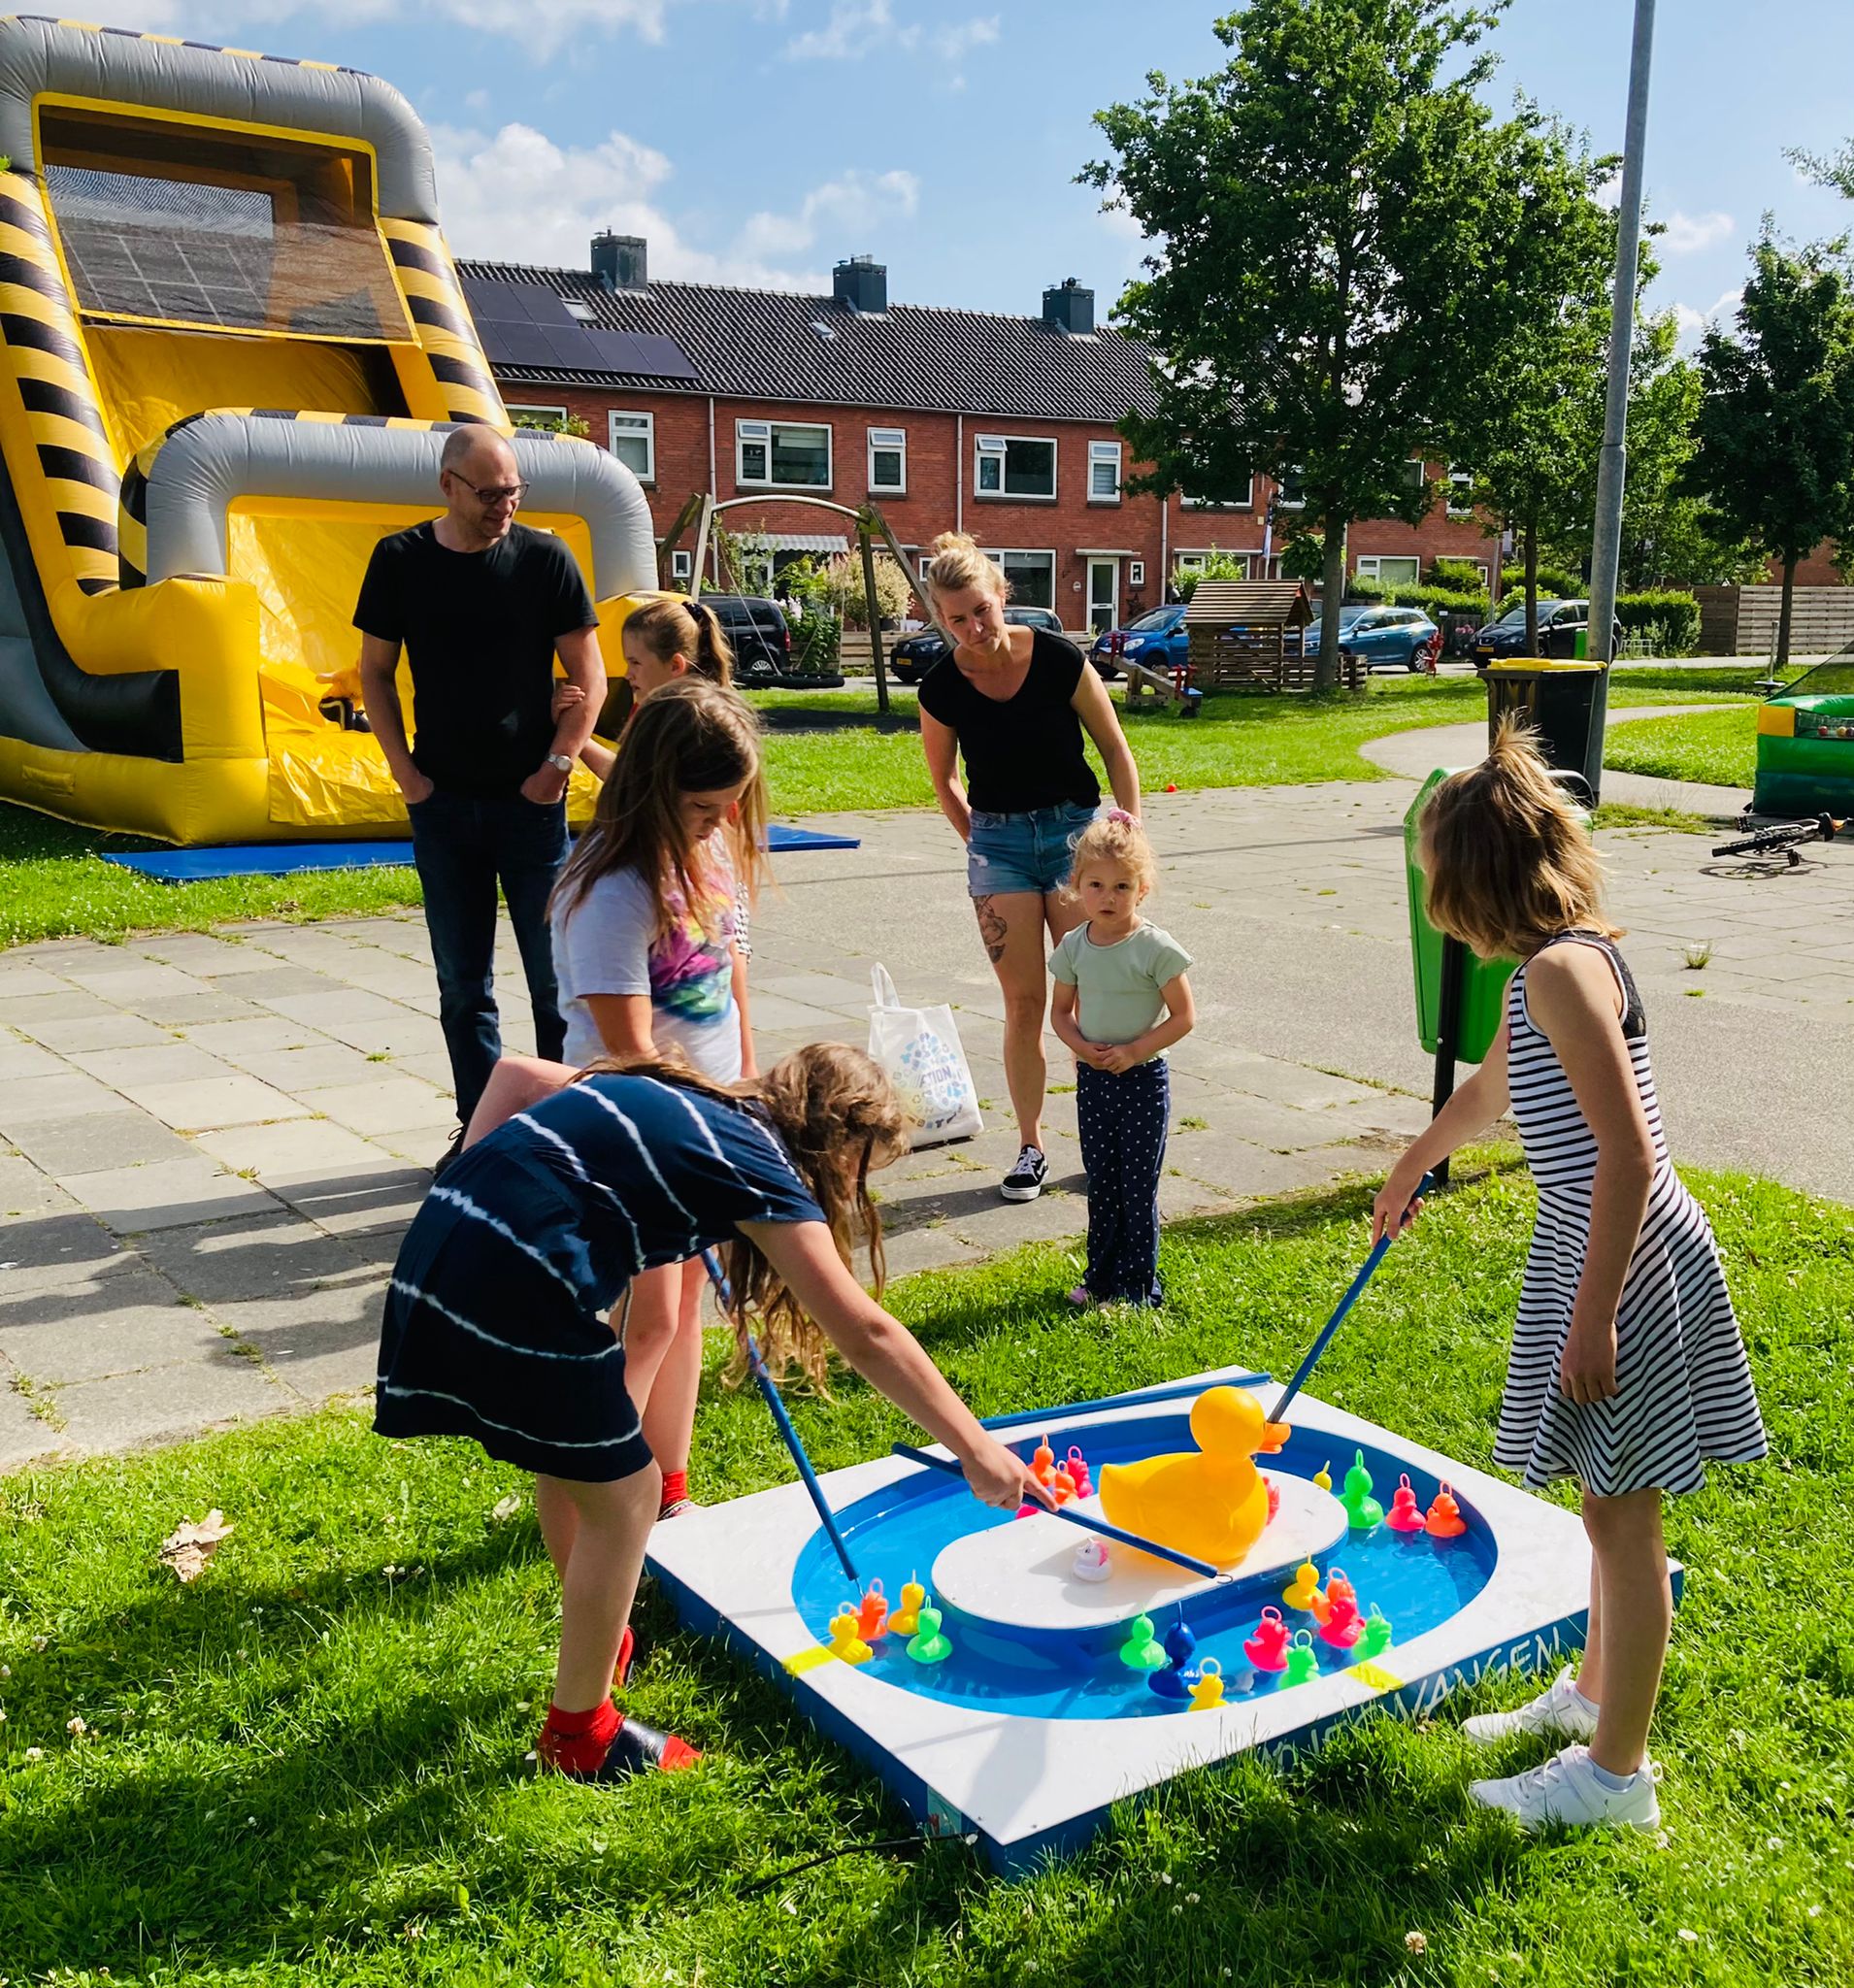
[446,472,529,507]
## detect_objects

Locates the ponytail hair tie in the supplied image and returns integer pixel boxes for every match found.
[1104,808,1141,827]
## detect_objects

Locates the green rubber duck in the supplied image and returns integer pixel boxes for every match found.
[1284,1633,1319,1685]
[906,1603,952,1664]
[1341,1448,1384,1530]
[1357,1605,1393,1661]
[1118,1612,1169,1671]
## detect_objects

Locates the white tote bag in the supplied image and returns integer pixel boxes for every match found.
[867,964,984,1147]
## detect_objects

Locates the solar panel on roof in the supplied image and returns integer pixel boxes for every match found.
[582,329,699,381]
[475,321,560,367]
[461,279,577,327]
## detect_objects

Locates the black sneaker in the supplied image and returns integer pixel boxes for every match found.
[431,1126,466,1181]
[1001,1145,1048,1203]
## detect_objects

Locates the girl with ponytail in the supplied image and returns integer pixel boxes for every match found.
[1373,724,1765,1833]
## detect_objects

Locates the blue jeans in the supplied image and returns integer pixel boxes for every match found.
[408,788,569,1127]
[966,801,1098,898]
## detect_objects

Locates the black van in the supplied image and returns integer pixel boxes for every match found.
[697,594,791,679]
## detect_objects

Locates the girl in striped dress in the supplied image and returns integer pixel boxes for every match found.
[1373,728,1766,1833]
[377,1041,1038,1781]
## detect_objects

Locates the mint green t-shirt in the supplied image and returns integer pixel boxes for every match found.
[1049,920,1193,1059]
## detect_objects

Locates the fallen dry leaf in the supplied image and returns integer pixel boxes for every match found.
[159,1509,234,1583]
[490,1495,521,1524]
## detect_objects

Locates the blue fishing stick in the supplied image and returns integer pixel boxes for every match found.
[1270,1172,1436,1424]
[699,1248,861,1587]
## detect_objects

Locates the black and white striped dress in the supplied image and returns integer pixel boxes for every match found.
[1499,932,1767,1497]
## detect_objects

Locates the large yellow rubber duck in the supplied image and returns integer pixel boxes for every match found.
[1097,1386,1273,1570]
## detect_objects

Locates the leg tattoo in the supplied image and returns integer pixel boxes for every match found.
[975,894,1009,965]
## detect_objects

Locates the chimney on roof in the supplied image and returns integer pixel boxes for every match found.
[591,231,647,292]
[832,254,887,315]
[1043,277,1094,336]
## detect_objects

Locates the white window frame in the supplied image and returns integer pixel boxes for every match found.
[917,553,934,580]
[982,547,1058,611]
[1399,457,1429,498]
[867,425,907,496]
[506,402,569,428]
[1180,476,1255,511]
[1446,467,1475,517]
[736,417,833,490]
[670,547,692,581]
[1275,467,1307,512]
[974,432,1058,502]
[1354,554,1422,588]
[608,409,654,483]
[1087,439,1122,503]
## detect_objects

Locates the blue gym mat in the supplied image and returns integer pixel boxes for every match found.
[101,822,861,883]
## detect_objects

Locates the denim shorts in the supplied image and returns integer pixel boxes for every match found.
[966,801,1099,898]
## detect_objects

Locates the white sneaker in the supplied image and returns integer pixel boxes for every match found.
[1469,1743,1661,1832]
[1461,1665,1600,1746]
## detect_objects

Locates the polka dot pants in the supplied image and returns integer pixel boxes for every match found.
[1076,1057,1169,1304]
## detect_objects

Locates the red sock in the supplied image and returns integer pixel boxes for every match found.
[538,1697,621,1773]
[659,1469,688,1509]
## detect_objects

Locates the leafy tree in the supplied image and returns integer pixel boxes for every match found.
[1084,0,1610,688]
[1682,230,1854,665]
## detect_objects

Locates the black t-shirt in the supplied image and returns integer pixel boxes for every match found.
[353,521,598,797]
[916,627,1100,813]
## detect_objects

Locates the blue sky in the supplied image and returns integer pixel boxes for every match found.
[112,0,1854,346]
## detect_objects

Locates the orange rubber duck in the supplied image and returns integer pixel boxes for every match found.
[856,1578,889,1641]
[1031,1436,1056,1487]
[1424,1483,1468,1539]
[1097,1386,1273,1571]
[1050,1469,1076,1506]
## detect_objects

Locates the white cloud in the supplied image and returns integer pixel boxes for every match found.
[783,0,999,73]
[1661,209,1735,256]
[433,120,916,291]
[1672,286,1741,348]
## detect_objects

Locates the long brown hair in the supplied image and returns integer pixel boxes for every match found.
[551,677,769,940]
[1420,721,1620,961]
[575,1042,911,1388]
[625,593,734,687]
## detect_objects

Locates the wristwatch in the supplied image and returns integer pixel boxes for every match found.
[546,752,574,774]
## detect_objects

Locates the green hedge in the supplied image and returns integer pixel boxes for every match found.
[1344,577,1491,619]
[1501,563,1580,597]
[1615,591,1701,656]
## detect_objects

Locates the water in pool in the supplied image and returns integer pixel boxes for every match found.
[791,1413,1497,1720]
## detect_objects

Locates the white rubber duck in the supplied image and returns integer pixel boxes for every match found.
[1072,1537,1112,1583]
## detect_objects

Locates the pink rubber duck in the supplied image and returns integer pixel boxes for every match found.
[1066,1446,1093,1500]
[1243,1606,1291,1673]
[1386,1474,1426,1533]
[1319,1593,1364,1649]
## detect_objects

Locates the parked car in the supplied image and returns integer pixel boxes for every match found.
[1473,598,1623,666]
[696,593,790,679]
[1089,603,1187,678]
[889,605,1078,683]
[1304,604,1440,671]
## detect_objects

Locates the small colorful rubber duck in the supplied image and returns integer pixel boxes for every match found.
[1050,1468,1076,1506]
[1385,1474,1426,1533]
[889,1575,926,1637]
[1313,1459,1334,1493]
[1281,1560,1326,1612]
[1357,1605,1394,1661]
[1284,1631,1319,1685]
[1243,1606,1291,1672]
[1189,1658,1225,1710]
[1424,1483,1468,1539]
[828,1604,873,1665]
[1319,1593,1364,1649]
[1119,1612,1168,1671]
[1325,1568,1358,1611]
[1031,1435,1056,1487]
[905,1603,952,1664]
[1066,1445,1093,1499]
[1148,1619,1199,1701]
[856,1578,889,1641]
[1072,1537,1112,1583]
[1341,1450,1384,1530]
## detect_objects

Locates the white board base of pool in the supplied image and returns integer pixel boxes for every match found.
[645,1375,1611,1874]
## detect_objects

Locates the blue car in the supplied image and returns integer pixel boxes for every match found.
[1090,603,1188,675]
[1305,604,1439,672]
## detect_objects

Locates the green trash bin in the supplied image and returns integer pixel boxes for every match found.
[1482,658,1609,806]
[1404,770,1516,1062]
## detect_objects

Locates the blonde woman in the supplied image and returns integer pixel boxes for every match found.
[915,533,1142,1202]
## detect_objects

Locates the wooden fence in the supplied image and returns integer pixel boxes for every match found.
[1694,584,1854,657]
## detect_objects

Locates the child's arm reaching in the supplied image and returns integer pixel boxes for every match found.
[1097,971,1195,1073]
[551,680,616,781]
[1371,1020,1512,1240]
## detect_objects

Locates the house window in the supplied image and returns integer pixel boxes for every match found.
[609,410,654,482]
[975,434,1057,500]
[737,418,832,488]
[670,548,692,581]
[1181,476,1255,510]
[507,403,569,429]
[1088,440,1122,502]
[1174,551,1208,573]
[1275,467,1306,511]
[866,426,907,495]
[1399,458,1428,496]
[1447,467,1474,516]
[918,553,934,580]
[984,547,1056,609]
[1355,555,1421,588]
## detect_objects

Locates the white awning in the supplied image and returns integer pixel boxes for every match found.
[767,533,850,553]
[1076,547,1140,556]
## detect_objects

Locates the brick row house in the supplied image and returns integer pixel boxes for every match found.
[455,234,1500,632]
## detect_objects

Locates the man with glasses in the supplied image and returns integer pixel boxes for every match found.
[355,426,606,1176]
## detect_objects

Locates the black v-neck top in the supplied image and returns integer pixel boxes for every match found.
[917,628,1099,812]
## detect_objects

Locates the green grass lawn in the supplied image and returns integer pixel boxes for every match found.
[3,1159,1848,1985]
[0,669,1763,951]
[1601,707,1759,792]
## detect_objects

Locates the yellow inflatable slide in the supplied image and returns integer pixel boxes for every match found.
[0,14,655,843]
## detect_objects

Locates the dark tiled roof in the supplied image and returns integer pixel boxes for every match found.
[454,257,1158,424]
